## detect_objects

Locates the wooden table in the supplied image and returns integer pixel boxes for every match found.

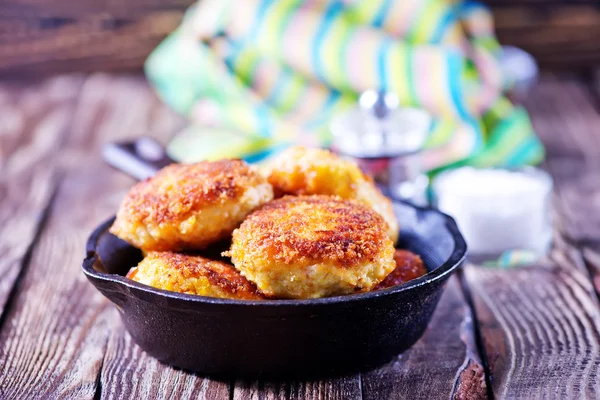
[0,73,599,399]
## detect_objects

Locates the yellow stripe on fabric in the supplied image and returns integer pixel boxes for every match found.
[412,0,448,43]
[385,45,410,105]
[321,13,353,91]
[345,1,381,25]
[424,119,456,148]
[263,0,301,55]
[272,71,305,113]
[285,83,330,124]
[231,45,261,86]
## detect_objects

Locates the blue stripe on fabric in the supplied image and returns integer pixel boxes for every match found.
[312,2,345,83]
[430,9,455,44]
[377,37,394,92]
[255,104,273,138]
[264,69,291,106]
[222,39,241,70]
[448,51,482,152]
[304,90,342,130]
[505,137,541,167]
[246,0,273,44]
[243,142,291,164]
[456,0,482,17]
[372,0,393,28]
[224,0,272,72]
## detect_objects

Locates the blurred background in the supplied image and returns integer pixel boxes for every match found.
[2,0,600,262]
[1,0,598,76]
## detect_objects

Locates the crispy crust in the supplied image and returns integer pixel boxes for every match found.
[110,159,273,251]
[262,146,399,243]
[236,195,389,267]
[228,195,396,298]
[375,249,427,290]
[128,251,264,300]
[117,160,262,224]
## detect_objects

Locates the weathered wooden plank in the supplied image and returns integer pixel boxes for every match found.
[583,247,600,298]
[65,75,227,400]
[0,168,125,399]
[0,11,185,77]
[100,322,231,400]
[234,375,361,400]
[464,253,600,399]
[492,6,600,70]
[361,276,487,400]
[547,157,600,246]
[460,75,600,398]
[1,0,193,17]
[525,76,600,159]
[524,76,600,245]
[0,74,193,399]
[69,76,227,400]
[0,76,82,318]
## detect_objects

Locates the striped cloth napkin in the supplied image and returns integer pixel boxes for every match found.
[145,0,544,171]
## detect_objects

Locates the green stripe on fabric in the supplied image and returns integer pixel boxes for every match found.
[405,47,418,105]
[338,26,356,92]
[313,2,345,83]
[276,72,307,113]
[469,108,541,167]
[505,135,544,167]
[410,0,445,43]
[424,119,455,148]
[323,12,353,91]
[264,0,301,54]
[346,1,382,25]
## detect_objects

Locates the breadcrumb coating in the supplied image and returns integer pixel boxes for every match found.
[227,195,396,299]
[261,146,399,243]
[128,251,264,300]
[110,159,273,251]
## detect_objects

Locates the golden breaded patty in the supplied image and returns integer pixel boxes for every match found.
[110,159,273,251]
[261,146,399,243]
[127,251,264,300]
[226,195,396,299]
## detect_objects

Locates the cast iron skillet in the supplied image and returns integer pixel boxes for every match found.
[84,139,467,378]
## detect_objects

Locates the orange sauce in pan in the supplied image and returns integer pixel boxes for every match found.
[375,249,427,290]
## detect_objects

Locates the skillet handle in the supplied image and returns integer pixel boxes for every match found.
[103,137,175,180]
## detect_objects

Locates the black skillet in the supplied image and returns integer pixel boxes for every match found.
[83,138,467,378]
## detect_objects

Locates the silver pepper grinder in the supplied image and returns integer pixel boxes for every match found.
[330,90,430,205]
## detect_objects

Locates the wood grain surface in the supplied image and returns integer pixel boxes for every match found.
[1,1,600,76]
[465,254,600,398]
[0,73,599,399]
[361,277,487,400]
[493,6,600,70]
[0,76,82,317]
[0,1,191,77]
[525,76,600,245]
[233,375,361,400]
[458,74,600,399]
